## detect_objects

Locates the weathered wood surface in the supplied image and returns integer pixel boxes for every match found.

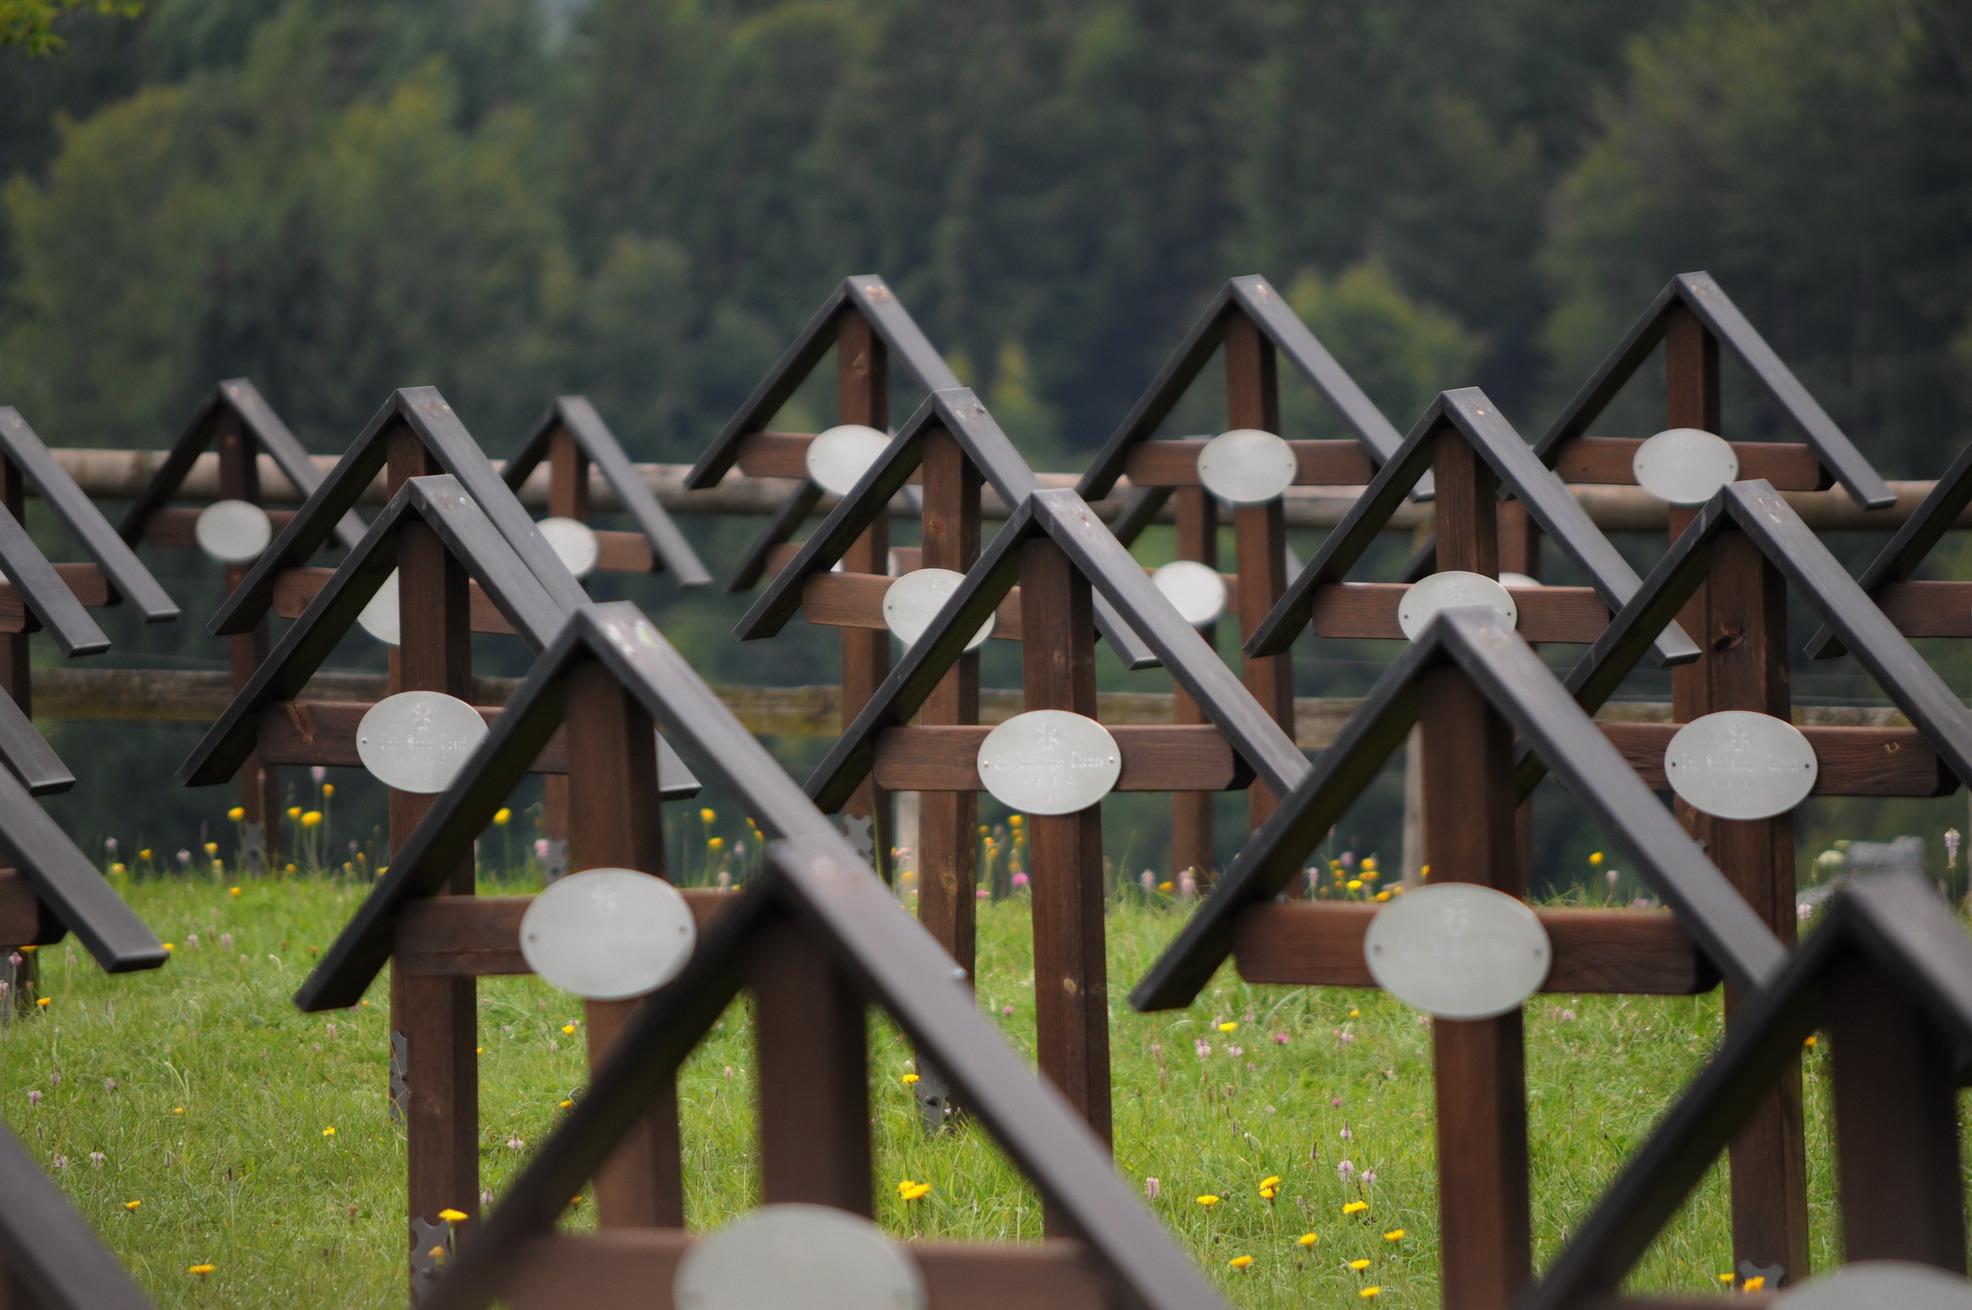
[43,447,1957,530]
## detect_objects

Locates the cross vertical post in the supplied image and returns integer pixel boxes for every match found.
[837,312,892,880]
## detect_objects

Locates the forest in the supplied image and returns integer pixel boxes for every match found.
[2,0,1970,875]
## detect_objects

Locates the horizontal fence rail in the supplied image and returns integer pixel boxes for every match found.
[44,448,1961,532]
[34,667,1909,741]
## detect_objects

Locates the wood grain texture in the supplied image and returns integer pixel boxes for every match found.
[872,724,1245,792]
[1600,721,1950,796]
[1231,902,1715,994]
[217,410,281,866]
[1121,438,1374,487]
[1169,485,1217,881]
[1664,308,1810,1283]
[1873,579,1972,637]
[1306,581,1611,643]
[393,892,731,977]
[499,1232,1107,1310]
[1554,435,1821,490]
[800,570,1024,639]
[1225,315,1294,831]
[1019,538,1112,1222]
[837,311,892,881]
[750,914,872,1213]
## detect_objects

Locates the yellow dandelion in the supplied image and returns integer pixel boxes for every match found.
[322,1126,336,1137]
[1373,890,1391,902]
[492,807,511,826]
[1361,856,1377,871]
[202,841,218,856]
[300,811,322,829]
[110,863,126,876]
[1383,1229,1405,1242]
[1228,1255,1253,1270]
[1360,1288,1381,1300]
[1157,880,1174,893]
[1259,1175,1281,1190]
[171,1106,184,1115]
[1803,1034,1818,1048]
[1361,870,1378,882]
[1743,1276,1767,1292]
[35,996,49,1008]
[321,783,334,798]
[560,1023,577,1035]
[437,1208,468,1223]
[287,806,302,820]
[1259,1186,1277,1201]
[1588,851,1604,866]
[286,863,298,875]
[1420,863,1431,878]
[1343,1201,1369,1215]
[229,886,241,898]
[138,849,151,861]
[707,837,725,852]
[1346,878,1362,891]
[901,1182,931,1201]
[1197,1194,1220,1208]
[1217,1021,1238,1034]
[896,1178,916,1195]
[698,808,716,825]
[162,942,175,953]
[557,1099,573,1109]
[1348,1258,1371,1271]
[123,1200,141,1211]
[226,806,245,822]
[1717,1273,1736,1285]
[1297,1232,1319,1248]
[1348,1008,1360,1019]
[901,1073,920,1086]
[18,945,34,954]
[187,1264,215,1276]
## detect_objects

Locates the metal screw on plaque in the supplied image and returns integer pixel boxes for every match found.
[388,1032,409,1123]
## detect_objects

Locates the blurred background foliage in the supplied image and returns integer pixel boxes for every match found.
[2,0,1970,887]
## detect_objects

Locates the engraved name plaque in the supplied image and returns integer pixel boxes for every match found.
[355,690,488,794]
[1664,710,1818,821]
[1633,427,1740,507]
[882,568,993,651]
[519,867,696,1000]
[1196,428,1298,505]
[1397,570,1518,641]
[1363,883,1552,1020]
[975,709,1121,815]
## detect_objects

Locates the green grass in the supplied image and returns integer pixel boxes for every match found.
[0,875,1860,1307]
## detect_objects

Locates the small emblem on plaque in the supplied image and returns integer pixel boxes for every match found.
[194,499,273,564]
[881,569,993,651]
[1633,428,1740,506]
[674,1205,925,1310]
[355,691,488,794]
[1196,428,1298,505]
[1664,710,1817,820]
[1363,883,1551,1020]
[805,424,891,498]
[536,516,600,579]
[520,868,696,1000]
[1150,559,1229,627]
[1397,570,1518,641]
[975,710,1121,815]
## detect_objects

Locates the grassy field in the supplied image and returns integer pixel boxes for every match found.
[0,872,1853,1308]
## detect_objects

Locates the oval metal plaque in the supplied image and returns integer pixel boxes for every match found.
[194,499,272,564]
[536,516,600,579]
[1397,570,1518,641]
[675,1205,925,1310]
[1778,1263,1972,1310]
[355,691,488,794]
[1364,883,1551,1020]
[1633,428,1739,506]
[1665,710,1818,820]
[1196,428,1298,505]
[805,424,891,497]
[519,868,696,1000]
[1151,559,1228,627]
[976,710,1120,816]
[881,569,992,651]
[357,570,401,646]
